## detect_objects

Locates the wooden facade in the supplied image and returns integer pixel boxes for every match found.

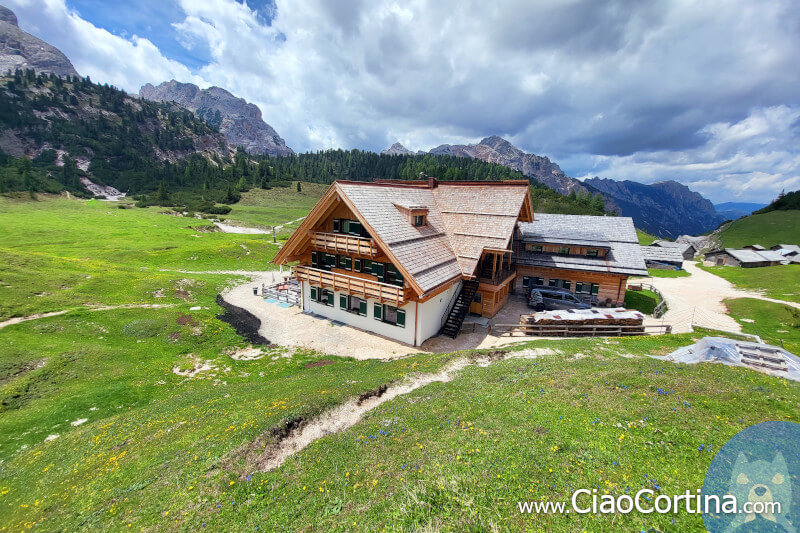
[514,265,629,306]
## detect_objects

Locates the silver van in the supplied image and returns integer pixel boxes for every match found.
[528,288,591,311]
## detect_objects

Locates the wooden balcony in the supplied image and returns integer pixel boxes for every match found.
[311,232,380,258]
[294,266,412,306]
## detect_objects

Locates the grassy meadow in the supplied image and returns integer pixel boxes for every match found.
[700,263,800,303]
[636,229,656,246]
[1,194,799,531]
[223,182,327,233]
[725,298,800,355]
[716,210,800,249]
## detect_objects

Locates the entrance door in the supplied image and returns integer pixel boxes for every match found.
[469,291,484,315]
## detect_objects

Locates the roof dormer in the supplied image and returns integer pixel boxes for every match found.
[393,203,429,227]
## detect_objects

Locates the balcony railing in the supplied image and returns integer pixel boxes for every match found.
[478,267,516,286]
[311,232,380,258]
[294,266,411,306]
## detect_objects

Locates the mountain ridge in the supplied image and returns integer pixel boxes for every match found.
[139,80,293,157]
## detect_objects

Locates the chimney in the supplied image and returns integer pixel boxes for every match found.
[427,176,438,189]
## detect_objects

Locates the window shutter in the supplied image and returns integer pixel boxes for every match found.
[311,251,318,268]
[373,262,384,283]
[374,303,383,320]
[353,258,361,271]
[359,300,367,316]
[340,294,347,309]
[522,276,530,288]
[345,256,352,269]
[310,287,318,301]
[591,284,599,295]
[396,309,406,328]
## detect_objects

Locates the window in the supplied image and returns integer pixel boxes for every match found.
[341,294,366,316]
[548,278,559,288]
[310,287,333,306]
[375,303,405,327]
[522,276,531,288]
[586,249,599,257]
[558,246,570,255]
[311,251,318,268]
[384,263,404,287]
[332,219,340,233]
[359,259,372,274]
[526,244,543,253]
[473,292,482,303]
[337,254,352,270]
[523,276,545,288]
[575,282,599,295]
[562,280,571,291]
[317,252,335,271]
[413,215,426,227]
[319,289,333,306]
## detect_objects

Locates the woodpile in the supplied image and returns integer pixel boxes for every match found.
[518,308,645,336]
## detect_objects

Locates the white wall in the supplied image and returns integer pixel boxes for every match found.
[301,280,460,346]
[415,280,462,343]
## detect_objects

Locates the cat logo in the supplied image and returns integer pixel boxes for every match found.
[725,452,794,533]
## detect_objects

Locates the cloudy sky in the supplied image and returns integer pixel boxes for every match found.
[8,0,800,203]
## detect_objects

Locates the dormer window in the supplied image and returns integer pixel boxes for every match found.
[394,203,429,228]
[413,214,426,227]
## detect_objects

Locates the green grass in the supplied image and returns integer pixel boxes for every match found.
[2,195,800,530]
[624,289,658,314]
[700,264,800,303]
[223,182,327,233]
[0,196,281,319]
[646,268,689,278]
[717,210,800,249]
[725,298,800,355]
[636,229,656,245]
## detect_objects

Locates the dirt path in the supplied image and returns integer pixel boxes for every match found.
[256,348,552,472]
[0,304,176,330]
[644,261,800,334]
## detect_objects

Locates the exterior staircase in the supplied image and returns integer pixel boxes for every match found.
[439,280,480,338]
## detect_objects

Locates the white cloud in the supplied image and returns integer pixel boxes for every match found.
[6,0,205,91]
[7,0,800,202]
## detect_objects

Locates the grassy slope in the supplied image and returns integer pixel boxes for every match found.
[223,183,327,233]
[700,264,800,303]
[716,210,800,249]
[646,268,689,278]
[1,196,799,531]
[0,196,281,319]
[624,289,658,314]
[636,229,656,245]
[725,298,800,355]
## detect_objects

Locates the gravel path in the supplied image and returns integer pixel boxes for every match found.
[220,273,543,359]
[644,261,799,334]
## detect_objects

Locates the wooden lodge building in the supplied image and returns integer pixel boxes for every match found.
[272,178,646,346]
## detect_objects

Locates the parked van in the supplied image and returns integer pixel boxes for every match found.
[528,288,591,311]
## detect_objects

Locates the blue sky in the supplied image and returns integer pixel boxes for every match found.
[7,0,800,203]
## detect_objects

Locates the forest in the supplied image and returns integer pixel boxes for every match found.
[0,70,607,216]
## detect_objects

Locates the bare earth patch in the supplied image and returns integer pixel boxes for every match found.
[227,346,264,361]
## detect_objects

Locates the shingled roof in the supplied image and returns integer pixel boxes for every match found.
[273,179,533,295]
[517,214,647,276]
[640,245,684,264]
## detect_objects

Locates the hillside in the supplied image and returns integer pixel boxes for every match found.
[713,201,766,220]
[754,189,800,214]
[140,80,293,157]
[716,210,800,249]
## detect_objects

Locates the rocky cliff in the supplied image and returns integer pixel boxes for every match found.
[584,178,725,238]
[139,80,293,156]
[427,135,590,196]
[0,5,78,77]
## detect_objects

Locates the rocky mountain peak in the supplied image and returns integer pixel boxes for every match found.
[381,142,413,155]
[0,5,78,77]
[139,80,293,156]
[0,6,18,26]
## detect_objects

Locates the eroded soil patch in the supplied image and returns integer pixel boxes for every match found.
[216,294,270,346]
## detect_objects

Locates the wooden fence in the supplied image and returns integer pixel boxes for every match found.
[488,323,672,337]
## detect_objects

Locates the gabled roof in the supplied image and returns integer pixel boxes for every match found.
[651,240,696,254]
[640,245,684,263]
[273,179,533,295]
[517,214,647,276]
[709,248,787,264]
[772,244,800,255]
